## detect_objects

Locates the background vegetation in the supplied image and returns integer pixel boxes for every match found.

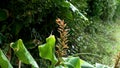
[0,0,120,67]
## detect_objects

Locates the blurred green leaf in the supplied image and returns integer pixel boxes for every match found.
[38,35,58,67]
[10,39,39,68]
[0,9,8,21]
[63,56,81,68]
[95,63,111,68]
[80,59,94,68]
[0,49,13,68]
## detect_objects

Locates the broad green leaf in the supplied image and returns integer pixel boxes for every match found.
[38,35,58,66]
[0,9,8,21]
[0,49,13,68]
[10,39,39,68]
[63,56,80,68]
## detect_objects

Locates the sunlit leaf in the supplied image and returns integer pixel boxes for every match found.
[38,35,58,66]
[0,49,13,68]
[10,39,39,68]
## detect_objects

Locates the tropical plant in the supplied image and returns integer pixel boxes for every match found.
[0,35,112,68]
[0,0,120,67]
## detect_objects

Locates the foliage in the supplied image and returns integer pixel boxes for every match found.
[38,35,81,68]
[0,9,8,21]
[86,0,117,21]
[10,39,39,68]
[0,36,112,68]
[0,0,120,67]
[0,49,13,68]
[68,0,119,66]
[38,35,58,67]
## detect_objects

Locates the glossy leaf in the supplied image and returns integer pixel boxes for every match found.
[0,49,13,68]
[38,35,58,66]
[10,39,39,68]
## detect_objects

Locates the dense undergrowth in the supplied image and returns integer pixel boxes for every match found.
[0,0,120,68]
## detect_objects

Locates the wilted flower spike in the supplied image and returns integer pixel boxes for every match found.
[56,18,69,57]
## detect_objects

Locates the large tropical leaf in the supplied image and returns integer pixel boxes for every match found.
[0,49,13,68]
[10,39,39,68]
[38,35,58,67]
